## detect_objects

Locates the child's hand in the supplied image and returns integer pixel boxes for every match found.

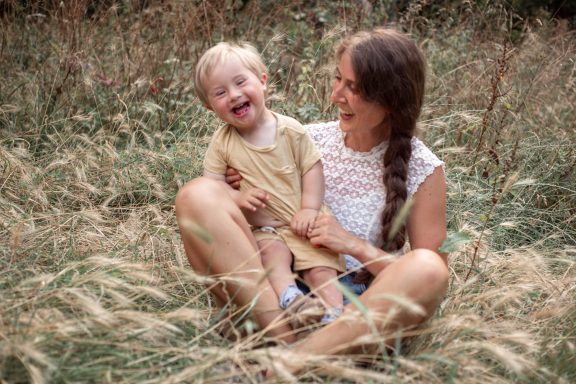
[291,208,318,238]
[237,188,268,212]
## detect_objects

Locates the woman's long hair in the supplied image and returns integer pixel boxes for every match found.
[337,28,426,252]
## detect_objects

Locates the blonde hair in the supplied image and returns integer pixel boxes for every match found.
[194,42,266,106]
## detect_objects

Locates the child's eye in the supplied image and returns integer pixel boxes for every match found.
[237,79,246,85]
[214,90,225,97]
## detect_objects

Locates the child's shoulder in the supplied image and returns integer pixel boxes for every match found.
[273,112,305,133]
[210,123,234,138]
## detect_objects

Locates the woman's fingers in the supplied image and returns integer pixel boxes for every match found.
[308,213,351,253]
[225,167,242,189]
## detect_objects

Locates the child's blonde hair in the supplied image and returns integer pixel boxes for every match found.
[195,42,267,106]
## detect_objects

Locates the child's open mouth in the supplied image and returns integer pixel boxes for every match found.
[232,102,250,117]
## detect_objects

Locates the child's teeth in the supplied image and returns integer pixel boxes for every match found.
[233,103,249,115]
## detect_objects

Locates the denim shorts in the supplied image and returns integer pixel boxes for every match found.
[297,270,369,305]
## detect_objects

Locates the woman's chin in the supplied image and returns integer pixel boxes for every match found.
[338,119,354,132]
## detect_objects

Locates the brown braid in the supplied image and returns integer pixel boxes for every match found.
[381,115,413,251]
[337,29,426,254]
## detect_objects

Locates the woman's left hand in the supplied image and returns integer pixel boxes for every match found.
[307,213,359,255]
[225,167,242,190]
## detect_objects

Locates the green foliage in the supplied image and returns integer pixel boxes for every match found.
[439,231,472,253]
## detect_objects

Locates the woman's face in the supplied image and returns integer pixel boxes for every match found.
[330,52,389,138]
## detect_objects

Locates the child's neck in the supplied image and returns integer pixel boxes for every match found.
[236,109,277,147]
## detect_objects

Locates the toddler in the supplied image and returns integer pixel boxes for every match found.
[195,42,345,329]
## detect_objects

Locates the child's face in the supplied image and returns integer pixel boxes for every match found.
[204,56,268,131]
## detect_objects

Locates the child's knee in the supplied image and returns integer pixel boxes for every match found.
[259,240,289,261]
[303,266,337,285]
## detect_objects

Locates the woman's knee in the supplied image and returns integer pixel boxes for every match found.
[175,177,226,216]
[405,249,449,293]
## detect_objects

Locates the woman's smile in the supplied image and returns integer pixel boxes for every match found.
[330,52,389,146]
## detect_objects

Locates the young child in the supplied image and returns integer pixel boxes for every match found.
[195,42,345,328]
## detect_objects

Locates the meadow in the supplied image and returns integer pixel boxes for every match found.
[0,1,574,382]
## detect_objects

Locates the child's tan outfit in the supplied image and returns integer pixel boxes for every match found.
[203,112,345,272]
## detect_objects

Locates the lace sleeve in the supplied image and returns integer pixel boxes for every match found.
[407,138,444,196]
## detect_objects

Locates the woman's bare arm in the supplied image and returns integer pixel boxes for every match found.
[308,165,447,275]
[406,166,448,263]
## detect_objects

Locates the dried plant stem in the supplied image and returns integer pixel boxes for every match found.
[472,40,511,164]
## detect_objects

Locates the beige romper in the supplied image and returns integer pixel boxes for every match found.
[203,112,345,272]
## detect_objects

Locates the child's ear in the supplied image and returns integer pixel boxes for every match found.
[260,73,268,88]
[204,103,213,111]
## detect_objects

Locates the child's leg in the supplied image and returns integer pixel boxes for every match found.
[258,239,301,308]
[259,239,325,330]
[302,266,344,323]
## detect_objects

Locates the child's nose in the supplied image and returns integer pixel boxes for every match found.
[230,86,242,100]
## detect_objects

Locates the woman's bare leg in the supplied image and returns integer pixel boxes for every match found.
[175,177,294,341]
[293,249,449,355]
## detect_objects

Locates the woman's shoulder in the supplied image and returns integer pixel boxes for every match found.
[407,137,444,196]
[303,121,339,141]
[304,120,339,134]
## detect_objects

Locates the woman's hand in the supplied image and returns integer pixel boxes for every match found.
[307,213,359,254]
[291,208,318,237]
[225,167,242,190]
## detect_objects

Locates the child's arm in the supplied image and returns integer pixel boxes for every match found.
[291,160,324,237]
[204,170,268,212]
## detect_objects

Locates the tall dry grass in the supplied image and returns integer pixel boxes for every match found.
[1,1,574,383]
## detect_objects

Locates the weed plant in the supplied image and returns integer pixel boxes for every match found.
[0,1,574,383]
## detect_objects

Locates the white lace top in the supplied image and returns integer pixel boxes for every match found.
[305,121,444,270]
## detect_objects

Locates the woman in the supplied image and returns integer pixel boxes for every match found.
[175,28,449,353]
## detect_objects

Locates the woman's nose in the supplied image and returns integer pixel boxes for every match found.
[330,82,345,104]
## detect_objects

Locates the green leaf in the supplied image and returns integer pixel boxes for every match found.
[439,231,472,253]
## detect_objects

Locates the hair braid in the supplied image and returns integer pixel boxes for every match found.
[381,121,412,251]
[339,28,426,253]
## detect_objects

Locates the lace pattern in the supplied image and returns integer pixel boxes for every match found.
[305,121,444,269]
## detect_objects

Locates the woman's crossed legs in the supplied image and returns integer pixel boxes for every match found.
[175,177,295,341]
[176,177,449,369]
